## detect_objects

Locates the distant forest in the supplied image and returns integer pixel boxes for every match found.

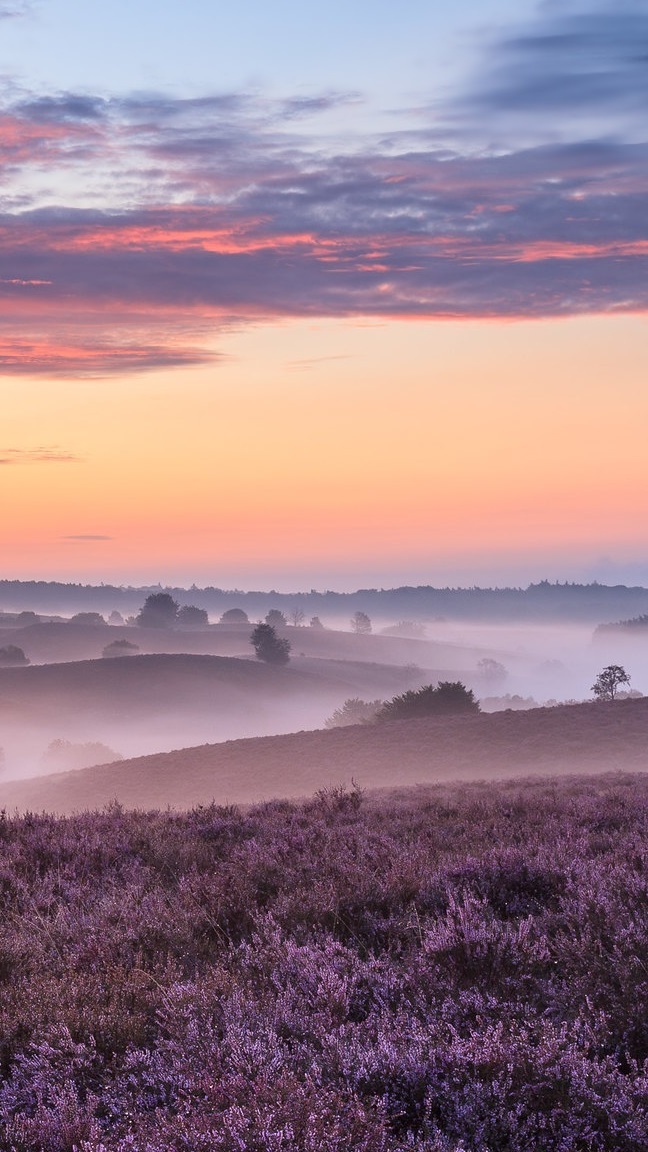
[3,579,648,623]
[595,614,648,636]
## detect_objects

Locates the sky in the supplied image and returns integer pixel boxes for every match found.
[1,0,648,591]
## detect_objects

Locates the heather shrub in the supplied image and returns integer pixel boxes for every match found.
[0,776,647,1147]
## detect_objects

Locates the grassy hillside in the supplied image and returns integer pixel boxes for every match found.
[2,697,647,814]
[0,772,646,1149]
[1,619,515,669]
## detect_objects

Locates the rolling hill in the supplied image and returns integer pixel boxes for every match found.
[0,651,437,771]
[2,697,647,814]
[1,619,519,669]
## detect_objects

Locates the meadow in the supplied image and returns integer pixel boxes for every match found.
[1,771,647,1149]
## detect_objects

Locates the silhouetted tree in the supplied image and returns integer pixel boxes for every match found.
[265,609,287,627]
[288,607,306,627]
[477,657,507,682]
[324,698,382,728]
[69,612,105,626]
[220,608,249,624]
[376,681,479,721]
[591,664,630,701]
[135,593,179,629]
[351,611,372,634]
[309,616,325,629]
[250,622,291,665]
[108,610,124,625]
[102,639,140,658]
[177,605,209,628]
[0,645,29,667]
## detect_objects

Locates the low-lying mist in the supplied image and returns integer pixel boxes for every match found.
[1,611,646,786]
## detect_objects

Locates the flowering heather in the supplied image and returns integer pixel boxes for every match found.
[0,773,648,1148]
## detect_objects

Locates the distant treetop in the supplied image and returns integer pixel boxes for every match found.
[220,608,250,625]
[69,611,105,626]
[595,615,648,636]
[177,605,209,628]
[265,609,287,627]
[102,639,140,658]
[351,611,372,634]
[135,593,179,629]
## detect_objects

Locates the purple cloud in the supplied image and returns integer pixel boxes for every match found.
[458,1,648,139]
[0,4,645,374]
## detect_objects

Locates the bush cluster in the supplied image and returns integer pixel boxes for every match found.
[375,681,479,721]
[0,775,647,1148]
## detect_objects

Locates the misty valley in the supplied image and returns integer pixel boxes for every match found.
[0,579,647,806]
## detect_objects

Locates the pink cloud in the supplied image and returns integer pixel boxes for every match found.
[0,78,644,374]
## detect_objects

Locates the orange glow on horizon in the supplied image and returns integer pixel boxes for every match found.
[3,313,648,584]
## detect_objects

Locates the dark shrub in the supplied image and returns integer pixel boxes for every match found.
[376,681,479,721]
[102,640,140,658]
[0,645,29,667]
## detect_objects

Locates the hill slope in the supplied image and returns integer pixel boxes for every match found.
[0,651,431,771]
[0,651,430,725]
[1,619,507,669]
[2,698,647,814]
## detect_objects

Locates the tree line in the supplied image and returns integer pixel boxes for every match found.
[6,580,648,623]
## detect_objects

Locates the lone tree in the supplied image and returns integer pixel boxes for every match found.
[591,664,630,701]
[220,608,249,625]
[135,592,179,629]
[376,681,479,722]
[477,657,507,682]
[351,611,372,634]
[177,605,209,628]
[265,609,287,627]
[250,622,291,665]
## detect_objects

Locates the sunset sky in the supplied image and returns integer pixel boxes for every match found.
[2,0,647,590]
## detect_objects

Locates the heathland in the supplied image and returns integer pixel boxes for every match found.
[0,773,647,1149]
